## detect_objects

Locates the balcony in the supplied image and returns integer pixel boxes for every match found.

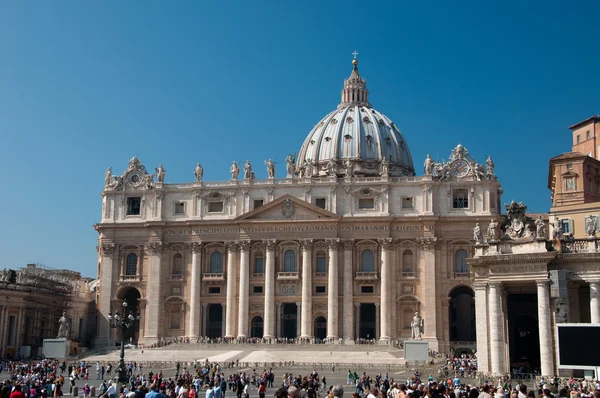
[120,274,141,282]
[202,273,226,282]
[314,272,327,278]
[453,272,470,279]
[355,271,378,281]
[401,271,418,279]
[277,272,299,280]
[251,273,264,279]
[561,238,598,253]
[170,273,184,281]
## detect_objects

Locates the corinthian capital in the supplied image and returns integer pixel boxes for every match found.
[417,237,437,250]
[378,238,394,251]
[101,243,115,256]
[299,239,314,251]
[262,239,277,251]
[326,238,340,250]
[225,241,239,252]
[238,240,251,252]
[187,241,204,253]
[341,240,354,250]
[146,241,163,255]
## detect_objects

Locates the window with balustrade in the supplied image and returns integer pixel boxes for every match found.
[125,253,137,276]
[283,250,297,272]
[360,249,374,272]
[209,251,223,273]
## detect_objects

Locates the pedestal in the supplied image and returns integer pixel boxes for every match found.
[43,338,70,359]
[404,340,429,364]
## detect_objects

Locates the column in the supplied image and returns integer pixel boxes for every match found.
[201,303,208,337]
[326,239,339,339]
[537,280,554,376]
[343,241,354,342]
[276,302,282,339]
[263,240,276,338]
[488,282,504,374]
[590,281,600,323]
[418,237,437,346]
[237,241,251,338]
[224,242,237,338]
[145,241,163,345]
[296,302,302,338]
[354,303,360,339]
[188,242,203,340]
[379,238,392,341]
[221,304,226,335]
[300,239,313,339]
[95,242,115,347]
[375,303,380,340]
[474,283,490,373]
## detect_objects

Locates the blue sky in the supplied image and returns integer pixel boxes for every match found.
[1,1,598,277]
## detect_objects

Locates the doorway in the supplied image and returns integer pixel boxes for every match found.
[206,304,223,338]
[281,303,297,339]
[359,303,376,339]
[314,316,326,340]
[250,316,263,338]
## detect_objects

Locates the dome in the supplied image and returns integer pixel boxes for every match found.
[296,58,415,178]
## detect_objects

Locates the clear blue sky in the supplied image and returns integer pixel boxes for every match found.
[1,1,598,277]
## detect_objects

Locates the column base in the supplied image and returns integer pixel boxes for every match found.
[379,337,391,344]
[424,337,439,351]
[344,338,355,345]
[144,336,160,346]
[237,334,247,339]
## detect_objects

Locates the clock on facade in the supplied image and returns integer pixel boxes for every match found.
[451,159,469,177]
[127,170,143,187]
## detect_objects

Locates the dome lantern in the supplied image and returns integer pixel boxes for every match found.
[339,54,371,109]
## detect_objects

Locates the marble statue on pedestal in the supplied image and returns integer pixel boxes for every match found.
[265,159,275,179]
[585,215,597,237]
[535,216,546,239]
[230,161,239,180]
[345,160,354,178]
[474,223,484,244]
[411,312,424,340]
[243,161,253,180]
[381,157,390,176]
[285,155,295,178]
[194,163,203,182]
[304,160,314,178]
[487,219,498,241]
[104,167,113,188]
[155,164,166,183]
[57,311,70,339]
[325,158,338,176]
[424,154,434,176]
[486,156,495,176]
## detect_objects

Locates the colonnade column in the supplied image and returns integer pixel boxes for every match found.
[537,280,554,376]
[327,239,339,339]
[96,242,115,347]
[375,303,380,339]
[201,303,208,337]
[300,239,313,339]
[275,302,282,338]
[224,242,238,338]
[354,303,360,339]
[378,238,392,341]
[237,241,251,338]
[473,283,490,373]
[488,282,504,374]
[188,242,202,340]
[296,302,302,337]
[342,241,354,342]
[590,281,600,323]
[263,240,276,339]
[145,241,163,345]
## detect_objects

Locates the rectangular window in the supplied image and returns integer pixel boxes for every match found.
[560,219,572,234]
[315,198,327,209]
[315,286,326,294]
[587,131,591,140]
[361,286,374,294]
[402,197,414,209]
[316,256,326,273]
[490,193,496,209]
[174,202,185,215]
[252,286,263,294]
[253,199,264,209]
[577,135,581,144]
[208,201,224,213]
[567,163,573,170]
[126,197,141,215]
[170,312,181,330]
[254,257,264,274]
[452,189,468,209]
[208,287,221,294]
[358,198,375,210]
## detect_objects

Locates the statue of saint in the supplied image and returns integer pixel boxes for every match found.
[487,219,498,241]
[194,163,203,182]
[586,215,596,237]
[535,216,546,239]
[411,312,424,340]
[486,156,495,176]
[104,167,113,187]
[304,160,314,178]
[155,164,166,183]
[243,160,253,180]
[552,216,562,239]
[285,155,295,178]
[265,159,275,179]
[381,157,390,176]
[424,154,434,176]
[345,159,354,178]
[57,311,70,339]
[474,223,484,244]
[325,158,338,176]
[230,161,239,180]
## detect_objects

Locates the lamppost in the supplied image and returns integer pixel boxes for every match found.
[108,300,140,383]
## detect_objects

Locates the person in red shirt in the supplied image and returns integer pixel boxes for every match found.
[10,385,26,398]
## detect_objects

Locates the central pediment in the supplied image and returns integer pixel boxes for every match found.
[236,195,340,222]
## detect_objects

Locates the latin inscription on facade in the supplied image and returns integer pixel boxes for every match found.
[280,284,298,296]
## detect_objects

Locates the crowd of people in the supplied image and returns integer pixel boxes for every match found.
[142,337,401,349]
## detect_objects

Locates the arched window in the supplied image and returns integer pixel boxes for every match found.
[254,253,264,274]
[455,249,469,273]
[316,251,327,273]
[210,251,223,273]
[172,253,183,277]
[402,250,414,273]
[283,250,296,272]
[125,254,137,276]
[360,249,374,272]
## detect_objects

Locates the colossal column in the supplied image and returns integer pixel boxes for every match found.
[378,238,392,341]
[300,239,313,339]
[342,240,354,342]
[145,241,163,345]
[188,242,203,340]
[224,242,238,338]
[417,237,437,347]
[326,239,339,339]
[537,280,554,376]
[590,281,600,323]
[237,241,251,338]
[201,303,208,337]
[96,242,115,347]
[263,239,276,339]
[488,282,505,374]
[473,283,490,373]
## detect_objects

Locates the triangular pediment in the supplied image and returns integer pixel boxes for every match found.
[236,194,340,221]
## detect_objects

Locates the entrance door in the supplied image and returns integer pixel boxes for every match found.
[251,316,263,338]
[359,303,376,339]
[281,303,297,339]
[314,316,327,340]
[120,288,141,344]
[206,304,223,338]
[507,294,540,371]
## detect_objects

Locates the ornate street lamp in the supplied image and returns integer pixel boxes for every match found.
[108,300,140,383]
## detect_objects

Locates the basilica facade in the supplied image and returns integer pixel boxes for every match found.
[95,59,501,353]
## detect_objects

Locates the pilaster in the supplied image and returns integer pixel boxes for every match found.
[342,240,354,342]
[378,238,393,341]
[300,239,313,338]
[224,241,238,338]
[263,239,276,338]
[95,242,116,347]
[237,241,251,338]
[326,239,340,339]
[417,237,438,349]
[144,241,163,345]
[188,242,203,340]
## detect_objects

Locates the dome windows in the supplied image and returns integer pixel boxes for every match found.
[331,119,338,124]
[346,117,354,123]
[344,134,352,140]
[363,117,370,124]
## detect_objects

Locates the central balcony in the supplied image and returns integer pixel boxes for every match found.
[277,272,299,280]
[355,271,378,281]
[202,273,226,282]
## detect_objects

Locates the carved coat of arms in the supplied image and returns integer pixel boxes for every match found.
[281,198,295,219]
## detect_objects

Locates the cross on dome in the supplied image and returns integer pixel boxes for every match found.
[352,50,358,59]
